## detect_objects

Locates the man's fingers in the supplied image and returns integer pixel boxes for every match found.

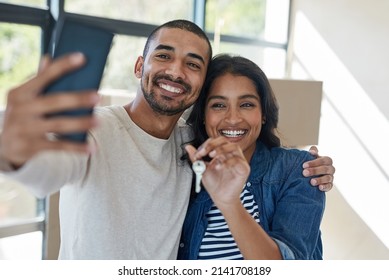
[35,91,100,116]
[38,54,52,73]
[303,164,335,177]
[310,174,333,187]
[10,53,86,102]
[309,145,319,157]
[7,91,99,122]
[303,155,333,168]
[37,116,98,135]
[35,52,86,91]
[318,182,333,192]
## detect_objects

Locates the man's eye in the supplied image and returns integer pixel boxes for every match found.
[188,62,201,70]
[156,54,169,59]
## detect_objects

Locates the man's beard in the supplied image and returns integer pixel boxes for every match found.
[141,75,194,116]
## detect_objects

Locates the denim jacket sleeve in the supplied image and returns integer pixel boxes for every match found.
[262,149,325,259]
[273,238,296,260]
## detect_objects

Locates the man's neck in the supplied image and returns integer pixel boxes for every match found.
[123,97,182,140]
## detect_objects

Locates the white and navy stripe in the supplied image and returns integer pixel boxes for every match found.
[198,186,260,260]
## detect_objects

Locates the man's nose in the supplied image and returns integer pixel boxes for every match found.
[165,61,186,80]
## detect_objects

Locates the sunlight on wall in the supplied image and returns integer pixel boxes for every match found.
[293,11,389,248]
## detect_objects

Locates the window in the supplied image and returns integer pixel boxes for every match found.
[205,0,290,78]
[0,23,40,106]
[215,41,287,78]
[65,0,194,24]
[0,0,46,7]
[0,10,46,259]
[206,0,268,40]
[100,34,147,93]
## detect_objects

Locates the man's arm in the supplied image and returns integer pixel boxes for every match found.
[0,150,89,198]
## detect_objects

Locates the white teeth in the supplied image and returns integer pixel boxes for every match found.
[221,130,246,137]
[159,83,182,94]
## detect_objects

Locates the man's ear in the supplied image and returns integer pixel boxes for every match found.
[134,56,144,78]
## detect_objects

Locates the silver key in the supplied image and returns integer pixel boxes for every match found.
[192,160,206,193]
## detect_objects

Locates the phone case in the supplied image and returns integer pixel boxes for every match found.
[44,16,114,142]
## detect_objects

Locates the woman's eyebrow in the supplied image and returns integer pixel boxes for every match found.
[207,94,259,101]
[238,94,260,101]
[207,95,227,102]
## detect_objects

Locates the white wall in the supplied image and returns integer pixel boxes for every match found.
[291,0,389,259]
[292,0,389,118]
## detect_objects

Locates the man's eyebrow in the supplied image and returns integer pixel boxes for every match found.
[154,44,206,65]
[188,53,206,65]
[155,44,174,52]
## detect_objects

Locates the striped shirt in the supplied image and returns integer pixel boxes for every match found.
[198,187,260,260]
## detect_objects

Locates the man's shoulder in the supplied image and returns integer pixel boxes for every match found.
[94,105,130,127]
[175,118,193,143]
[94,105,123,118]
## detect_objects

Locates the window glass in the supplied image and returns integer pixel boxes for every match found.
[0,178,44,223]
[206,0,267,39]
[99,37,286,100]
[0,23,40,106]
[216,41,286,78]
[100,34,146,94]
[206,0,289,44]
[0,232,42,259]
[0,0,46,7]
[65,0,194,24]
[0,22,43,260]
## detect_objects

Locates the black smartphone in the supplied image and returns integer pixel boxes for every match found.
[44,15,114,142]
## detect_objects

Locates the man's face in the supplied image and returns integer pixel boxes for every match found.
[135,28,210,116]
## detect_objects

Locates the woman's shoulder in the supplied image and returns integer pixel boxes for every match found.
[270,146,314,163]
[259,146,314,180]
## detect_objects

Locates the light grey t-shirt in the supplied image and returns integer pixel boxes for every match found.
[0,105,194,259]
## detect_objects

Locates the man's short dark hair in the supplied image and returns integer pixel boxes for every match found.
[143,19,212,63]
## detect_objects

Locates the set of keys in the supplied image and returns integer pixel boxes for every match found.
[192,160,206,193]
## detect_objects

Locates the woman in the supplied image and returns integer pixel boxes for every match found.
[178,54,325,260]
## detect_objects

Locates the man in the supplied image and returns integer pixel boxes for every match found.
[0,20,334,259]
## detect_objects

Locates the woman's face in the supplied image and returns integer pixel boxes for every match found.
[205,73,264,161]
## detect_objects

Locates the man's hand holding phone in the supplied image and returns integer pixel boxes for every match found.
[0,53,100,168]
[43,16,113,142]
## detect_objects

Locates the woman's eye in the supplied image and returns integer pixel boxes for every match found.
[241,102,255,108]
[210,103,225,109]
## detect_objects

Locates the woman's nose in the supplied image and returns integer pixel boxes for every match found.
[225,108,242,124]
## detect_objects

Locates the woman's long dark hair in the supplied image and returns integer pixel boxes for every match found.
[185,54,281,151]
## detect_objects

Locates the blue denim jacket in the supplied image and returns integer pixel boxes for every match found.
[178,142,325,260]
